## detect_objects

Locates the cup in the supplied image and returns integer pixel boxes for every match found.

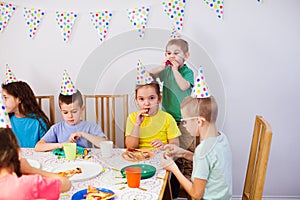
[125,167,141,188]
[99,141,113,157]
[63,143,77,161]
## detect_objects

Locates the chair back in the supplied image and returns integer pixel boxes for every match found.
[36,95,55,125]
[82,94,128,147]
[242,115,272,200]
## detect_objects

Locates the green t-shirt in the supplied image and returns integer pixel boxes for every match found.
[158,64,194,121]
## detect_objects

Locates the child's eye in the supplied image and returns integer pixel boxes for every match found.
[72,110,78,114]
[138,97,144,101]
[63,112,68,115]
[150,96,156,100]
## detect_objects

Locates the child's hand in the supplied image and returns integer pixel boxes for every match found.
[69,132,82,142]
[163,144,186,158]
[168,58,180,70]
[135,110,146,126]
[160,154,177,172]
[150,139,164,149]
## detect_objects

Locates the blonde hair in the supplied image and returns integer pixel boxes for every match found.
[181,96,218,123]
[166,39,189,53]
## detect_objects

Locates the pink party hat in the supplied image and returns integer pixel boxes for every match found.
[0,93,11,128]
[136,59,154,85]
[192,67,211,98]
[60,69,77,95]
[5,64,18,84]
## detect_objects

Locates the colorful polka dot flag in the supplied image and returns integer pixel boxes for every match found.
[0,2,16,33]
[0,93,11,128]
[56,11,78,43]
[60,69,77,95]
[203,0,224,19]
[23,7,45,39]
[89,10,112,43]
[5,64,18,85]
[162,0,186,32]
[192,67,211,98]
[170,25,181,39]
[257,0,262,3]
[126,6,150,38]
[136,59,154,85]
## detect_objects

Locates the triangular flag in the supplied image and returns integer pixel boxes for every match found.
[170,25,181,39]
[126,6,150,38]
[5,64,18,84]
[203,0,224,19]
[257,0,262,3]
[162,0,186,32]
[192,67,211,98]
[89,10,112,43]
[23,7,45,38]
[56,11,78,42]
[0,2,16,32]
[60,69,77,95]
[136,59,154,85]
[0,93,11,128]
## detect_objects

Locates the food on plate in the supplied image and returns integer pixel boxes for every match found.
[85,185,115,200]
[56,167,82,178]
[122,148,153,162]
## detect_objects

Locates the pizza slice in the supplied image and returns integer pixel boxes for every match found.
[85,185,116,200]
[56,167,82,178]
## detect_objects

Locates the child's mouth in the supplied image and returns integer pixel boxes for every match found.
[142,108,150,117]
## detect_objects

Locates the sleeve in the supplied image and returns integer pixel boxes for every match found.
[166,114,181,140]
[38,118,48,140]
[41,125,58,143]
[193,154,210,180]
[125,112,136,136]
[35,175,61,200]
[158,69,166,82]
[89,123,106,137]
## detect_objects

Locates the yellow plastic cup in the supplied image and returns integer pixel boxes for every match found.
[63,143,76,160]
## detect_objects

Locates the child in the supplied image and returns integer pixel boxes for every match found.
[160,73,232,199]
[125,60,181,149]
[0,94,71,199]
[35,70,106,152]
[1,65,51,148]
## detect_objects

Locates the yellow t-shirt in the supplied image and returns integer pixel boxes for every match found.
[125,110,181,149]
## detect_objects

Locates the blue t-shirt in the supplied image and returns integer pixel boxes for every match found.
[41,121,106,148]
[10,114,48,148]
[192,132,232,199]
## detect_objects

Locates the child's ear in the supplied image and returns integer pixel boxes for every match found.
[197,116,206,125]
[81,105,86,112]
[184,52,190,60]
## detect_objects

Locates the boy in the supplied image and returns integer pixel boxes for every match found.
[35,71,106,152]
[161,96,232,199]
[149,38,195,197]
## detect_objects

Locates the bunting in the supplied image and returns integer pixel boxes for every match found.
[126,6,150,38]
[23,7,45,38]
[56,11,78,42]
[162,0,186,32]
[89,10,112,43]
[203,0,224,19]
[0,2,16,32]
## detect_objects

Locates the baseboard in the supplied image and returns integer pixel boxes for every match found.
[232,195,300,200]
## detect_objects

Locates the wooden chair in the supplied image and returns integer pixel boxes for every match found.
[242,116,273,200]
[82,94,128,147]
[36,95,55,125]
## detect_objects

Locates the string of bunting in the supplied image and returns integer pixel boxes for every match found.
[0,0,260,43]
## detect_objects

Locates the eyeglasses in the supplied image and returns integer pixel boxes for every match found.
[180,116,198,126]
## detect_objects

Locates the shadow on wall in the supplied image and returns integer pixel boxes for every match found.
[76,28,225,147]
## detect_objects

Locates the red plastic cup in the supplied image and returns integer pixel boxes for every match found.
[125,167,141,188]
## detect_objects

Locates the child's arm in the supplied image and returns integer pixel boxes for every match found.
[148,60,167,75]
[164,144,194,161]
[34,140,63,152]
[172,67,191,91]
[20,158,72,192]
[69,132,106,147]
[125,110,145,148]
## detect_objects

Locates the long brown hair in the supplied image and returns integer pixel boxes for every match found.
[2,81,51,129]
[0,128,22,177]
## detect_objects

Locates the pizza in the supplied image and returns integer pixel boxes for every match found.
[56,167,82,178]
[122,148,153,162]
[85,185,115,200]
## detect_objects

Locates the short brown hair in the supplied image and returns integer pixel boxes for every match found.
[59,89,83,108]
[181,96,218,123]
[135,81,161,99]
[166,39,189,53]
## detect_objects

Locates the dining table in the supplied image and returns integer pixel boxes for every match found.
[21,148,169,200]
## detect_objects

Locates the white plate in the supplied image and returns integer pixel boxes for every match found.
[27,159,41,169]
[52,161,103,182]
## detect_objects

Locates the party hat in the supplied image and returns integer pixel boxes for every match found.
[60,69,77,95]
[136,60,154,85]
[5,64,18,84]
[192,67,211,98]
[0,93,11,128]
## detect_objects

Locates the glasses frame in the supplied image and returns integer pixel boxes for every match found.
[180,116,199,126]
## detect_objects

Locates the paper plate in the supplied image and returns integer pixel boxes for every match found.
[52,146,84,157]
[27,159,41,169]
[122,149,154,162]
[72,188,115,200]
[52,161,103,182]
[121,164,156,179]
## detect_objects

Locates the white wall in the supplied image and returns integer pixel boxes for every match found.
[1,0,299,197]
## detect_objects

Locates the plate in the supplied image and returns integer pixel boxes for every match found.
[27,159,41,169]
[121,164,156,179]
[52,161,103,182]
[122,149,154,162]
[72,188,115,200]
[52,146,84,157]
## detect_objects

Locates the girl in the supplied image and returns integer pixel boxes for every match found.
[125,81,181,149]
[2,81,51,147]
[0,128,71,199]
